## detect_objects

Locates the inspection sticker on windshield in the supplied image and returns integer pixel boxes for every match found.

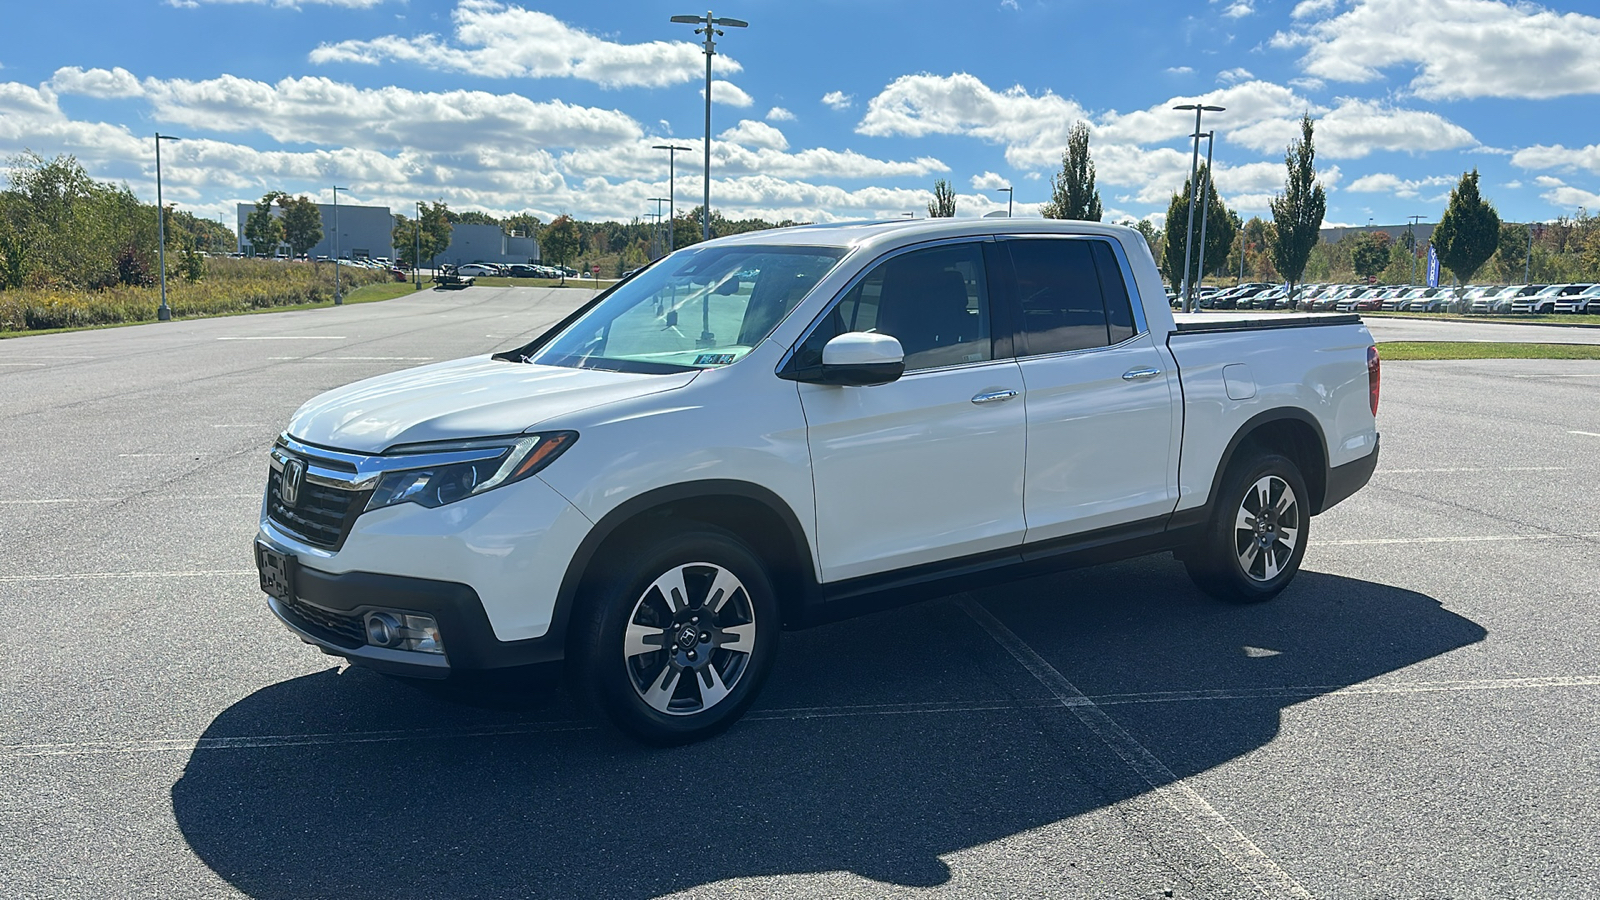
[694,353,738,366]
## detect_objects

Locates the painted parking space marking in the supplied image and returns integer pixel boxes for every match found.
[217,335,346,340]
[1568,430,1600,437]
[0,494,254,504]
[1378,466,1569,473]
[957,595,1313,900]
[0,569,254,584]
[1317,532,1600,546]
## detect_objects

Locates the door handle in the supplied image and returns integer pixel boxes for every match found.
[1122,367,1162,381]
[971,389,1019,404]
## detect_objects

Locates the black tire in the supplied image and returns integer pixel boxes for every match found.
[570,526,780,745]
[1185,450,1309,604]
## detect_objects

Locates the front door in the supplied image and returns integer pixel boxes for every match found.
[792,241,1027,582]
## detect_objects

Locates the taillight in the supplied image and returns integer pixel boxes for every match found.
[1367,345,1381,416]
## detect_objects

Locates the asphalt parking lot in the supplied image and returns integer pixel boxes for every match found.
[3,286,1598,899]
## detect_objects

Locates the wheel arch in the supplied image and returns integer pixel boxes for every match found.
[1208,408,1331,516]
[556,480,821,658]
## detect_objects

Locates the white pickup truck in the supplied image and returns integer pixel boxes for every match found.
[255,219,1380,744]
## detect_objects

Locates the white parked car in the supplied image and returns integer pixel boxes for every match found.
[455,263,499,277]
[255,219,1380,744]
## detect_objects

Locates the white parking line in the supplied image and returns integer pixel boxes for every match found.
[0,569,254,583]
[268,356,433,361]
[1318,532,1600,546]
[217,336,346,340]
[1379,466,1569,473]
[958,595,1313,900]
[1569,430,1600,438]
[0,363,49,367]
[0,494,255,504]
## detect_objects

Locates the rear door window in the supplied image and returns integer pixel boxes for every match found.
[1004,238,1140,356]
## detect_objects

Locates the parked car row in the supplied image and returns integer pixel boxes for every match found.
[454,263,579,279]
[1176,282,1600,315]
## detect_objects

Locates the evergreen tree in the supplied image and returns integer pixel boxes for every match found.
[1040,121,1102,221]
[1161,163,1236,289]
[1432,169,1501,285]
[1269,114,1327,301]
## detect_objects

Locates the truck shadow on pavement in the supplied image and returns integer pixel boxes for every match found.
[173,556,1484,898]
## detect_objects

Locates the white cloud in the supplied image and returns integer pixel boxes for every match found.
[703,80,754,108]
[309,1,738,88]
[821,91,854,110]
[1512,143,1600,176]
[970,171,1011,190]
[1530,175,1600,211]
[1222,1,1256,18]
[856,72,1090,168]
[1346,172,1456,198]
[139,75,642,153]
[1228,97,1476,159]
[1165,66,1194,75]
[1217,67,1253,84]
[1288,77,1325,92]
[718,119,788,151]
[1291,0,1338,17]
[1001,0,1019,9]
[50,66,145,98]
[1272,0,1600,100]
[765,106,795,122]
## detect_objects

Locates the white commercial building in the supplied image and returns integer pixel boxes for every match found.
[236,202,396,261]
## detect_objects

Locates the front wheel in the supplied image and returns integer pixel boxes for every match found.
[1185,451,1309,603]
[571,527,779,745]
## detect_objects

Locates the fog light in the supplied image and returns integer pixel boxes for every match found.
[363,611,445,655]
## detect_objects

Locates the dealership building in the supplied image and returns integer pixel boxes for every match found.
[236,203,541,265]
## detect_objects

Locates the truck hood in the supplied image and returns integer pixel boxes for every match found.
[287,356,698,452]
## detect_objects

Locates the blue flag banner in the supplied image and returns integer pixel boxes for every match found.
[1426,245,1441,288]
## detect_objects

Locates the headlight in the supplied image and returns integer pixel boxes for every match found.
[365,431,576,511]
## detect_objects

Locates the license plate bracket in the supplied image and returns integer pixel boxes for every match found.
[256,542,296,602]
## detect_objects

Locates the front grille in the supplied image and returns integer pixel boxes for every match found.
[266,466,369,550]
[278,594,366,648]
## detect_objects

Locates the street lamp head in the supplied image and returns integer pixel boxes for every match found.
[155,133,182,142]
[670,14,702,22]
[712,17,747,27]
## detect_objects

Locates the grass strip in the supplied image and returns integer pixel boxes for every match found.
[1378,341,1600,360]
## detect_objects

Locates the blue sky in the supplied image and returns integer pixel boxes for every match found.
[3,0,1598,231]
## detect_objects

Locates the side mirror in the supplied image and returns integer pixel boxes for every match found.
[812,332,905,386]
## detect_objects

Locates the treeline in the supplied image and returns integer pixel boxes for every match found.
[0,153,234,291]
[405,205,803,277]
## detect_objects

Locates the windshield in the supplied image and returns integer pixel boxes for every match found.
[531,244,847,374]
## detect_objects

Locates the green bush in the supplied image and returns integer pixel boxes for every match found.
[0,258,390,333]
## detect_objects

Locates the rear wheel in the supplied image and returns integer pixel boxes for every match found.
[1185,451,1309,603]
[571,527,779,745]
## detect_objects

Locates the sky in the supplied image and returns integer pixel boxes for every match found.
[2,0,1598,233]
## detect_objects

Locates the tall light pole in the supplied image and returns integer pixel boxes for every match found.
[414,201,422,290]
[653,143,692,252]
[331,186,346,304]
[672,11,747,244]
[1173,103,1224,312]
[1194,130,1216,299]
[154,133,181,321]
[996,186,1013,218]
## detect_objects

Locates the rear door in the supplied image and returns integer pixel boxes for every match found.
[791,240,1027,582]
[994,235,1181,544]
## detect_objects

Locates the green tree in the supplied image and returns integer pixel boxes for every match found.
[1432,169,1500,285]
[541,215,582,268]
[1352,231,1392,281]
[277,194,323,259]
[1270,114,1327,301]
[244,192,286,257]
[1492,222,1530,283]
[927,179,957,217]
[1161,163,1236,288]
[391,201,454,268]
[1040,121,1103,221]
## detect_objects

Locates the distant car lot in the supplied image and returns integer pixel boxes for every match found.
[1185,281,1600,315]
[2,286,1599,898]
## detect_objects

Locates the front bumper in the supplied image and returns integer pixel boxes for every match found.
[260,556,569,679]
